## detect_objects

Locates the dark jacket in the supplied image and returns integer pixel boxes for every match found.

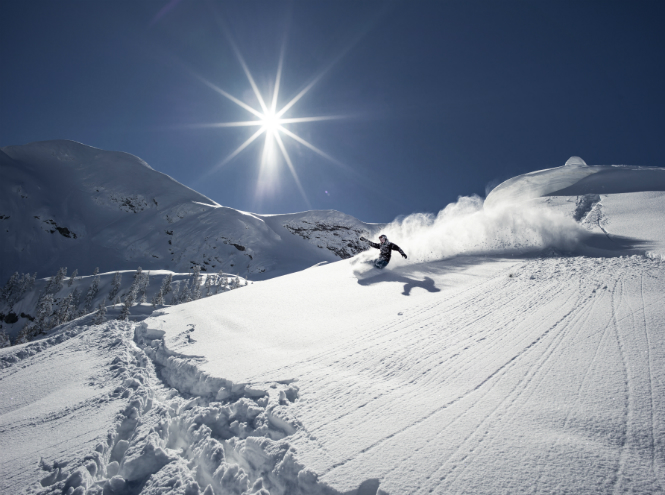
[367,240,406,262]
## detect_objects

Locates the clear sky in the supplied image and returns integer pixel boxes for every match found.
[2,1,664,223]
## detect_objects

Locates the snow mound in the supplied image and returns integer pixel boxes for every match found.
[564,155,588,167]
[485,159,665,209]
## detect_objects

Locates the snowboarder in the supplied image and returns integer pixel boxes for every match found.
[360,234,407,269]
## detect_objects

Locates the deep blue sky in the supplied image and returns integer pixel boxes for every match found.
[2,1,664,222]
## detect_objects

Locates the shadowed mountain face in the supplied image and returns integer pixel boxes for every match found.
[0,140,376,281]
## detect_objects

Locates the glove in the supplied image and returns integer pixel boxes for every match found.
[360,236,367,242]
[402,253,407,259]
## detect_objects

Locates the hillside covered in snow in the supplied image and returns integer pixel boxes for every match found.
[1,154,665,495]
[0,140,374,283]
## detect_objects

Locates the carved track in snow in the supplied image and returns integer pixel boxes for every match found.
[241,255,665,494]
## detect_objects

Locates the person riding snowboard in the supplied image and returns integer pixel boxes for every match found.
[360,234,407,269]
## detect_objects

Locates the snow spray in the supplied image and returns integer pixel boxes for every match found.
[352,195,589,278]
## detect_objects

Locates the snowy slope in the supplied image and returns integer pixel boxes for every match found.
[134,160,665,494]
[2,158,665,495]
[0,140,375,283]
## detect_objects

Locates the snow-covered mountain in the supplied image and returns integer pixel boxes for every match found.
[0,140,374,283]
[1,156,664,495]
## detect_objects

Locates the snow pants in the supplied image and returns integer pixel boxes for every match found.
[374,259,389,270]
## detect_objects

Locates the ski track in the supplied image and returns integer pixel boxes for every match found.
[270,255,665,494]
[437,274,599,492]
[415,271,591,492]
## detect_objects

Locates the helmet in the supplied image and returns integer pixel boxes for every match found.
[379,234,388,242]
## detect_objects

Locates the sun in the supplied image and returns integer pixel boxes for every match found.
[261,110,280,133]
[188,36,347,208]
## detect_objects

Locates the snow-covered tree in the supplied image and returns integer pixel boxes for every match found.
[170,281,180,305]
[33,294,53,333]
[180,280,192,303]
[118,290,135,321]
[117,302,131,321]
[191,266,202,300]
[55,292,74,326]
[2,272,19,301]
[25,272,37,294]
[93,267,99,276]
[204,275,212,296]
[113,295,121,307]
[160,273,173,298]
[71,287,81,309]
[0,328,10,348]
[14,324,34,345]
[138,272,150,303]
[151,289,164,308]
[46,267,67,294]
[68,269,78,287]
[108,272,122,300]
[84,274,100,312]
[93,298,107,325]
[72,288,83,318]
[2,272,37,305]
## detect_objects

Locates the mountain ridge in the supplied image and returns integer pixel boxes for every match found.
[0,140,377,282]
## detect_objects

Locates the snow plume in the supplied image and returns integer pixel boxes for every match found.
[353,195,588,277]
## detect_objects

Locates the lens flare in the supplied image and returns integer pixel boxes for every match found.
[188,23,351,208]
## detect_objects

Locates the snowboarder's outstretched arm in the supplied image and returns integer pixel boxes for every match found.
[359,236,380,249]
[391,243,408,259]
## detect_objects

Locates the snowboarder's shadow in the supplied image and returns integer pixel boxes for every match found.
[358,273,441,296]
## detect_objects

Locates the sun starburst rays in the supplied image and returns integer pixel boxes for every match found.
[193,36,348,207]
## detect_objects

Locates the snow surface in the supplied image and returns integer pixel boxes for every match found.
[2,154,665,494]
